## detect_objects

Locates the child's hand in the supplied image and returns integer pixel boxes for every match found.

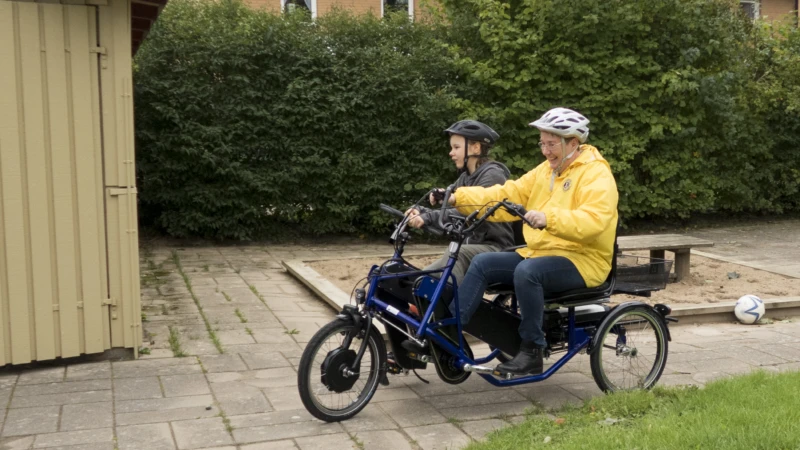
[404,208,425,228]
[430,188,446,205]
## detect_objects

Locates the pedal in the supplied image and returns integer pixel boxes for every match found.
[386,363,403,375]
[492,369,515,380]
[385,356,404,375]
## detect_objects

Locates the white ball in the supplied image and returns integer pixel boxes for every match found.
[734,295,765,325]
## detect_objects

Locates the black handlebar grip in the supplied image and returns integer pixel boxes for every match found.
[379,204,444,236]
[506,202,546,230]
[379,203,405,219]
[430,188,446,204]
[439,187,453,230]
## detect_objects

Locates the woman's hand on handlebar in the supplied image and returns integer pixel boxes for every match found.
[524,210,547,229]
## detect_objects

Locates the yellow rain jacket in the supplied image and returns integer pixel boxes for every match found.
[453,145,619,287]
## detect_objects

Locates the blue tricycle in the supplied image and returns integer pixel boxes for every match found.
[297,187,676,422]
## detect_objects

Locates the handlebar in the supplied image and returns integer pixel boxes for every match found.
[379,203,405,219]
[463,200,544,232]
[438,185,456,231]
[378,204,444,236]
[379,192,544,241]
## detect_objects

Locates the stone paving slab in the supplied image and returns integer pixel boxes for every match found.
[3,407,60,436]
[31,428,113,448]
[116,423,175,450]
[171,418,234,449]
[60,402,113,431]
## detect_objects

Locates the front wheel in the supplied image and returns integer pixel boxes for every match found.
[590,306,668,392]
[298,319,386,422]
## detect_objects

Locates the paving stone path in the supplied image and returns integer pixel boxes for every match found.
[0,220,797,449]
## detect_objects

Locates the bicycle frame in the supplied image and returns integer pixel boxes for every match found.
[363,239,595,387]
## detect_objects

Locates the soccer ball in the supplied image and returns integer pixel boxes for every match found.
[734,295,765,325]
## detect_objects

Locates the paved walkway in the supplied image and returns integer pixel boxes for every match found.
[0,220,797,450]
[688,219,800,278]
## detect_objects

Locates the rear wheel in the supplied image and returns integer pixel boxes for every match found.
[590,306,668,392]
[298,319,386,422]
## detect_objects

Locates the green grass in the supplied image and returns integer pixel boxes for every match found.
[248,284,274,311]
[349,434,365,450]
[219,411,234,434]
[168,326,187,357]
[234,308,248,323]
[172,250,224,354]
[222,291,233,302]
[468,370,800,450]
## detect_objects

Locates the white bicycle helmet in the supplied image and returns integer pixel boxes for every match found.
[529,107,590,143]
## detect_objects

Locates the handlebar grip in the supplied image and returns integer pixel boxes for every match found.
[505,202,545,230]
[438,186,454,230]
[379,203,405,219]
[430,188,446,204]
[379,204,444,237]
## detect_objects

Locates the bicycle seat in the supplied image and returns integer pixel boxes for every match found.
[486,222,620,306]
[485,281,612,304]
[544,282,612,304]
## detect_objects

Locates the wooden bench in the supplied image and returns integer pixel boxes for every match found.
[617,234,714,282]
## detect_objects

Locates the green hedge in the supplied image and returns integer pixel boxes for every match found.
[134,1,462,239]
[134,0,800,239]
[441,0,800,220]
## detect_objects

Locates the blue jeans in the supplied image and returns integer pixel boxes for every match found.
[454,252,586,348]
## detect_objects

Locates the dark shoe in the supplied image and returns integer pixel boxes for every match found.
[495,341,543,375]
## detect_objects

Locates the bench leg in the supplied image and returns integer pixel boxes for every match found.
[649,249,667,276]
[672,249,690,282]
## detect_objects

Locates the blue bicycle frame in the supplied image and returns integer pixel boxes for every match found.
[363,243,594,387]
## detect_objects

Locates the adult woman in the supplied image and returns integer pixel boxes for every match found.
[448,108,619,375]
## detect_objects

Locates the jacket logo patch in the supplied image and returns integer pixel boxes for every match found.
[563,179,572,191]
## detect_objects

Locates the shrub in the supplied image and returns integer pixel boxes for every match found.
[440,0,800,219]
[135,1,462,238]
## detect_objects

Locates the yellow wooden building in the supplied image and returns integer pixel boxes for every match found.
[0,0,163,365]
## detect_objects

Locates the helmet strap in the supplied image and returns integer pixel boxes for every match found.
[461,136,470,174]
[550,137,578,191]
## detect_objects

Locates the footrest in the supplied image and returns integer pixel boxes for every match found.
[400,340,430,362]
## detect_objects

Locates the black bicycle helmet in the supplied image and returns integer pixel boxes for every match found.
[443,120,500,146]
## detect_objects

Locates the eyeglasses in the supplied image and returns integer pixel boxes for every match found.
[538,141,562,150]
